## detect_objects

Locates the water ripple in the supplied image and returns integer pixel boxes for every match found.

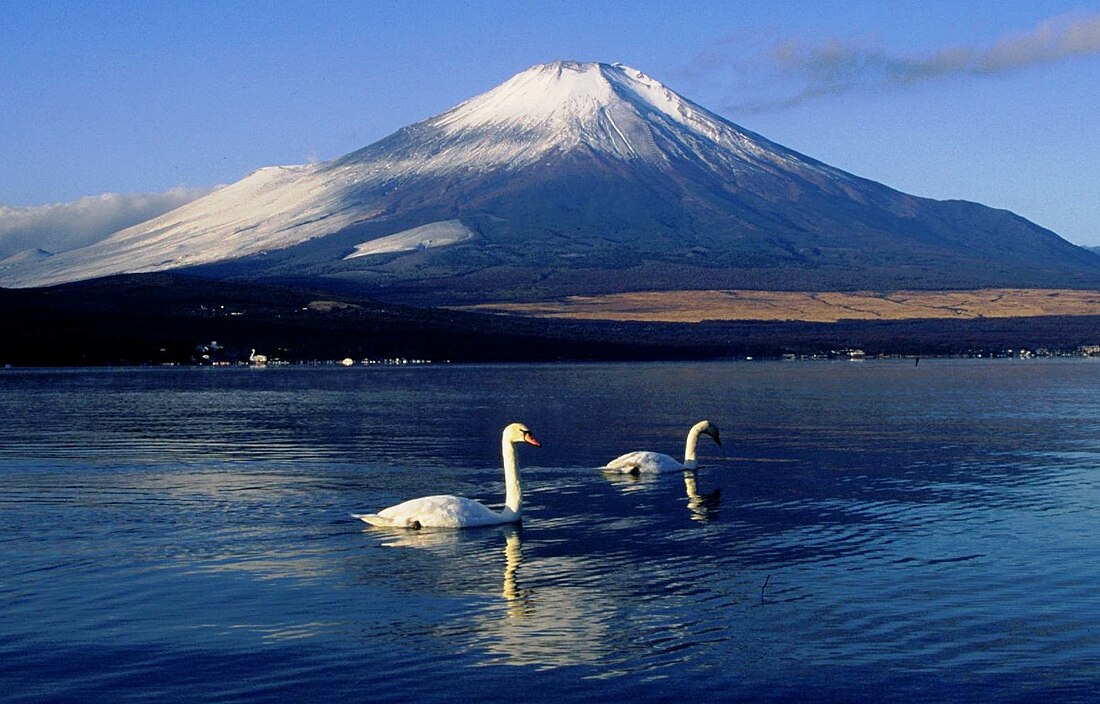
[5,361,1100,701]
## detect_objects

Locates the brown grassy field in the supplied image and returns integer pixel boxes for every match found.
[459,289,1100,323]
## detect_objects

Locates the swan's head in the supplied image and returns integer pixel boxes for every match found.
[504,422,541,447]
[697,420,721,447]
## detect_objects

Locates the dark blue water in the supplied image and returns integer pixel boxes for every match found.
[2,360,1100,702]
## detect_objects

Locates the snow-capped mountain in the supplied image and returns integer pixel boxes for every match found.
[334,60,841,179]
[5,60,1100,299]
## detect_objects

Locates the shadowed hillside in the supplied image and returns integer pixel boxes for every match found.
[4,274,1100,366]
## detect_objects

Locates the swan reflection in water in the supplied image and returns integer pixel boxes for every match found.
[479,526,614,666]
[682,469,721,522]
[367,523,610,667]
[374,525,531,614]
[601,467,721,522]
[500,527,532,619]
[600,466,659,494]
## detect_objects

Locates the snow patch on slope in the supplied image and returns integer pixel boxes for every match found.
[345,220,474,258]
[0,248,53,270]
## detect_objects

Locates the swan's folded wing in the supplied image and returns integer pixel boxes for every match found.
[606,451,643,471]
[605,450,682,473]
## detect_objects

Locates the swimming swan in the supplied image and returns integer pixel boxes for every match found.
[605,420,721,473]
[353,422,541,529]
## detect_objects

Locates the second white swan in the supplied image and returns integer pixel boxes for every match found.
[604,420,721,473]
[353,422,541,529]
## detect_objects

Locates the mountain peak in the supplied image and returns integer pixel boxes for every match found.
[417,60,746,169]
[435,60,629,130]
[434,61,702,131]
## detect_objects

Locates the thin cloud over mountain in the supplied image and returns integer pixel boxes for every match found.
[0,187,216,260]
[696,11,1100,112]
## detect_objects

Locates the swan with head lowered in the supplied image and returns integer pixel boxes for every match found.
[353,422,541,529]
[605,420,721,474]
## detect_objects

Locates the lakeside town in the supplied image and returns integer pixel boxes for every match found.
[153,342,1100,368]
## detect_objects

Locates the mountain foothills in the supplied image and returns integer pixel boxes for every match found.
[5,273,1100,367]
[4,60,1100,304]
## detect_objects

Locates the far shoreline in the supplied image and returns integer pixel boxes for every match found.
[5,275,1100,367]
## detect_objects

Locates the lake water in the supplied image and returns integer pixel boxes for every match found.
[2,360,1100,702]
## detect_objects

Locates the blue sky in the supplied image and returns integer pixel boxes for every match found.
[3,0,1099,246]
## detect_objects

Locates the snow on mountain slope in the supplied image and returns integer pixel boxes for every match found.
[345,220,474,258]
[3,60,1095,293]
[2,61,851,288]
[0,164,366,287]
[444,61,784,168]
[0,62,670,286]
[0,248,53,270]
[333,60,838,183]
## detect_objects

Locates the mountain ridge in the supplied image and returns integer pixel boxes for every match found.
[4,60,1099,299]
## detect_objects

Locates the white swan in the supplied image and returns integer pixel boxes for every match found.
[605,420,721,473]
[353,422,541,529]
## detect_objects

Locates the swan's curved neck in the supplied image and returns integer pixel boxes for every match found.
[502,436,522,515]
[683,423,705,469]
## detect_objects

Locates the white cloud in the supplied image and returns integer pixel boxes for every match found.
[695,11,1100,112]
[0,186,216,260]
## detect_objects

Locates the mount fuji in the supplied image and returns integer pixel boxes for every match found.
[6,60,1100,301]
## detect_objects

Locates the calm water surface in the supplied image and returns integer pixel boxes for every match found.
[2,360,1100,702]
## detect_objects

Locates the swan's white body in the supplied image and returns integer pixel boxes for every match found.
[353,423,540,529]
[605,420,720,473]
[605,451,687,473]
[358,494,515,529]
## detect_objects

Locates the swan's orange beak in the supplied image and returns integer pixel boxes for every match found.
[523,432,541,447]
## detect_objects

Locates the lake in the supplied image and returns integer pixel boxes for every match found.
[2,360,1099,702]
